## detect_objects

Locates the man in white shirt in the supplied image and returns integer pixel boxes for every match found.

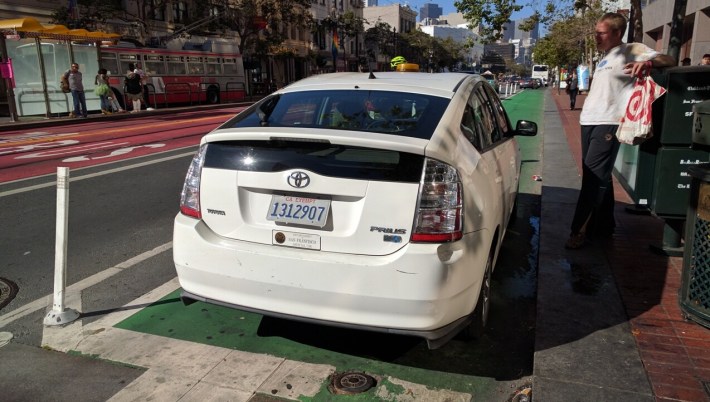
[566,12,675,249]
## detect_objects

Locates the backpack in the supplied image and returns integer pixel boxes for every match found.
[125,73,142,94]
[60,71,71,93]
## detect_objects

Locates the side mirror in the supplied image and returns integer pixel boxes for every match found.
[515,120,538,136]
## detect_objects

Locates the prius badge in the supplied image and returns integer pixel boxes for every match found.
[287,171,311,188]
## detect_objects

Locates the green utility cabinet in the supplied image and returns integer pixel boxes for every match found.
[615,66,710,219]
[679,99,710,328]
[614,66,710,254]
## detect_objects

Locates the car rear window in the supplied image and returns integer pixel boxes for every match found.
[203,140,425,182]
[220,90,449,140]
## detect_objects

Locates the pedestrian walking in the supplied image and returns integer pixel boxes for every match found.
[565,12,675,249]
[95,68,112,115]
[566,70,579,110]
[134,62,151,109]
[63,63,88,118]
[125,63,143,113]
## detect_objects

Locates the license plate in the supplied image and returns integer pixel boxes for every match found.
[266,195,330,227]
[272,230,321,250]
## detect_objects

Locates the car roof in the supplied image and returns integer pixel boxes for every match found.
[278,72,477,98]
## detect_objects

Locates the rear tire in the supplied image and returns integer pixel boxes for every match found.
[206,87,220,104]
[460,251,493,340]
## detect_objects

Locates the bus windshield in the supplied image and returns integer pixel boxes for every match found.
[531,65,549,86]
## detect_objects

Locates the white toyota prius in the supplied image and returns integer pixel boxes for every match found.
[173,70,537,348]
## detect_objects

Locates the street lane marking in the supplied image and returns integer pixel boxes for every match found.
[0,150,195,198]
[0,114,232,147]
[0,242,173,328]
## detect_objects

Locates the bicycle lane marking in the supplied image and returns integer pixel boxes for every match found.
[0,112,233,169]
[0,136,199,183]
[0,111,238,147]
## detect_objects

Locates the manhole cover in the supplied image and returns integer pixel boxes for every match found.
[0,278,18,310]
[329,371,376,395]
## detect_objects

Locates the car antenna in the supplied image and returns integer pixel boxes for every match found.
[368,63,376,79]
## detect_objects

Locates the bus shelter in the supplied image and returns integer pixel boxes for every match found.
[0,17,120,121]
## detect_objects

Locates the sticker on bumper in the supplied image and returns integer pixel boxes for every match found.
[272,230,321,250]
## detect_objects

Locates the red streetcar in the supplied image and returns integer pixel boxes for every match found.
[100,42,248,110]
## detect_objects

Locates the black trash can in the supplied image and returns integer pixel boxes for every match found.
[680,163,710,329]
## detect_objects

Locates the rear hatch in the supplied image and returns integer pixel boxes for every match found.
[198,138,426,255]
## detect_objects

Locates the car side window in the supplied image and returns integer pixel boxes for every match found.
[460,104,479,148]
[483,84,511,136]
[474,84,500,145]
[466,91,491,149]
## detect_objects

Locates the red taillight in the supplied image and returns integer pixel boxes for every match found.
[412,159,463,243]
[180,205,201,219]
[179,145,207,219]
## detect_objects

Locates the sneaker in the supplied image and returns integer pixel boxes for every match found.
[68,112,76,118]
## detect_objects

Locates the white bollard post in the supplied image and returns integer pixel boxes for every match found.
[44,167,80,326]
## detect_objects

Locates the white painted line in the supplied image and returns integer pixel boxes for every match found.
[0,241,172,328]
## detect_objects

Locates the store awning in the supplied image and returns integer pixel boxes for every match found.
[0,17,120,41]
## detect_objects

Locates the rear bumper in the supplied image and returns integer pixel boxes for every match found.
[173,213,489,341]
[180,289,472,349]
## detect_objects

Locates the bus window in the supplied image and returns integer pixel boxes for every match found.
[145,55,166,75]
[187,57,203,74]
[206,57,220,75]
[206,64,220,75]
[223,58,239,76]
[100,52,120,76]
[119,54,139,75]
[167,56,186,74]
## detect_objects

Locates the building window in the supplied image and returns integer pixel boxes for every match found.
[173,1,188,23]
[151,0,165,21]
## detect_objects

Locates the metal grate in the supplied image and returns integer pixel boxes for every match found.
[689,217,710,311]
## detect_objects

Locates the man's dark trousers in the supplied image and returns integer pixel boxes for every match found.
[570,124,621,236]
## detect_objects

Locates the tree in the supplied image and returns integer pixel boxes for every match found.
[453,0,522,42]
[207,0,313,59]
[530,4,604,69]
[433,37,466,71]
[50,0,124,30]
[399,29,434,66]
[363,21,394,63]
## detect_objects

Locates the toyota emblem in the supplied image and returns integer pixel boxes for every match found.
[287,171,311,188]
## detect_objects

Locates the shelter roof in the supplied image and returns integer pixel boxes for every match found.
[0,17,119,41]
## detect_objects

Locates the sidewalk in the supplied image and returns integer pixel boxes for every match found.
[0,89,708,401]
[535,88,710,402]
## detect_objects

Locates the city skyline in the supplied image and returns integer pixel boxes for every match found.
[375,0,537,21]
